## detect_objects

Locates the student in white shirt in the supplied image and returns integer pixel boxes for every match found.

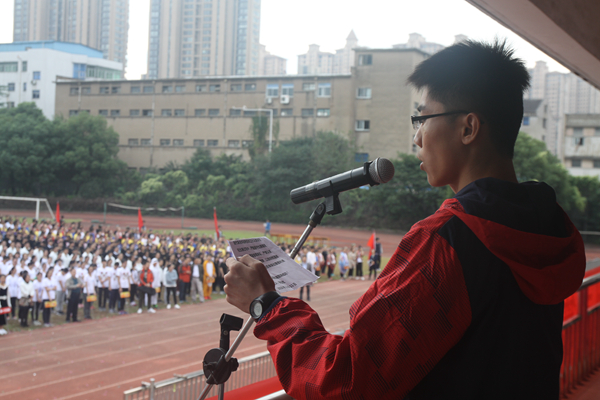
[150,259,162,308]
[117,263,131,314]
[98,261,110,311]
[107,263,118,313]
[83,265,96,320]
[32,272,44,326]
[42,267,56,327]
[54,265,68,315]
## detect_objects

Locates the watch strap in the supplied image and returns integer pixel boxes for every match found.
[251,291,281,320]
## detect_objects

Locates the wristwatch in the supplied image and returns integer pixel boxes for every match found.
[250,291,281,320]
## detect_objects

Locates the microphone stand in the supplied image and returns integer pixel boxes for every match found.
[197,199,333,400]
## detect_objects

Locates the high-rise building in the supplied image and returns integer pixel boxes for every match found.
[297,31,358,76]
[259,44,286,76]
[147,0,261,79]
[392,33,445,55]
[12,0,129,68]
[528,60,600,157]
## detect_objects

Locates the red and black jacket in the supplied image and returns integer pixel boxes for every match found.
[254,178,586,399]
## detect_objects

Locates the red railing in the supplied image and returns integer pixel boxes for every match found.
[561,268,600,398]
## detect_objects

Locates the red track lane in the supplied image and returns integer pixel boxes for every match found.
[0,279,373,400]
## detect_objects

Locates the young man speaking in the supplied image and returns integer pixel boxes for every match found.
[224,40,586,399]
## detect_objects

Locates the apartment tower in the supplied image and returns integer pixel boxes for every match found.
[147,0,261,79]
[12,0,129,68]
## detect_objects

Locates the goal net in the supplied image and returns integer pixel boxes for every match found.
[105,203,185,229]
[0,196,55,221]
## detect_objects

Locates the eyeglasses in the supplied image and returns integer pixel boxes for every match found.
[411,110,471,130]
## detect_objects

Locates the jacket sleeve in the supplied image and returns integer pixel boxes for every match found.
[254,215,472,400]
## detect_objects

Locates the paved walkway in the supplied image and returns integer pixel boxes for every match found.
[567,369,600,400]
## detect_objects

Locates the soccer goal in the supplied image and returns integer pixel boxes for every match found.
[0,196,55,220]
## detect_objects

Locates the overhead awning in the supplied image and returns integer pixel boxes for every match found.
[466,0,600,90]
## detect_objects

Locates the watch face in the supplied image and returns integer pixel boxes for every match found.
[252,301,263,319]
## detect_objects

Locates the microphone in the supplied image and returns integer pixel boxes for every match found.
[290,158,395,204]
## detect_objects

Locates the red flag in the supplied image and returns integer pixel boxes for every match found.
[55,202,61,227]
[367,232,376,259]
[138,208,143,232]
[213,207,220,240]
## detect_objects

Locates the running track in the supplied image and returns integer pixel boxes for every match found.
[0,279,373,400]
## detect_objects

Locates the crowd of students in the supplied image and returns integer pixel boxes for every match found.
[0,217,231,335]
[0,216,381,336]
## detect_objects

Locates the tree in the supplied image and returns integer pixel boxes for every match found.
[50,112,132,197]
[248,115,279,159]
[0,103,55,195]
[513,133,585,212]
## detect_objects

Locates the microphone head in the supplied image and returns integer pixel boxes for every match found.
[368,158,395,184]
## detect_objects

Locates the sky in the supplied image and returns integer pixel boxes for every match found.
[0,0,570,79]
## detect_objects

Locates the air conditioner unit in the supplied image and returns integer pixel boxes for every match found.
[280,95,290,104]
[266,97,273,104]
[31,80,37,86]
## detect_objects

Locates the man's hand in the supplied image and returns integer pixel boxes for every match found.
[224,255,275,314]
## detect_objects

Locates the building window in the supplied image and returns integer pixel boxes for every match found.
[574,137,584,146]
[141,139,152,146]
[99,110,108,116]
[355,153,369,163]
[175,85,186,93]
[82,87,91,95]
[245,83,256,91]
[231,84,242,91]
[542,118,547,129]
[230,109,242,116]
[69,87,78,95]
[573,127,583,136]
[193,139,205,147]
[358,54,372,65]
[161,109,172,116]
[571,159,581,168]
[594,160,600,169]
[160,139,171,146]
[356,120,370,131]
[128,139,139,146]
[196,85,206,92]
[317,83,331,97]
[301,108,314,117]
[302,82,315,91]
[243,110,257,117]
[173,139,184,146]
[143,86,154,93]
[131,86,141,93]
[207,140,218,147]
[357,88,372,99]
[22,61,27,72]
[100,86,110,94]
[595,128,600,136]
[130,109,140,116]
[32,71,41,80]
[69,110,79,117]
[266,84,279,97]
[195,109,206,116]
[209,84,220,92]
[111,86,121,94]
[317,108,330,117]
[208,108,220,116]
[281,84,294,97]
[228,140,240,148]
[7,83,15,92]
[281,108,293,117]
[174,109,185,116]
[23,82,26,92]
[242,140,254,148]
[110,110,120,117]
[162,85,173,93]
[522,116,530,126]
[31,89,40,99]
[142,109,153,117]
[0,62,18,72]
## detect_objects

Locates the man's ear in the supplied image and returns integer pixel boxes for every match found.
[461,113,482,145]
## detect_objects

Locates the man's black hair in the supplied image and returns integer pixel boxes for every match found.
[407,39,530,158]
